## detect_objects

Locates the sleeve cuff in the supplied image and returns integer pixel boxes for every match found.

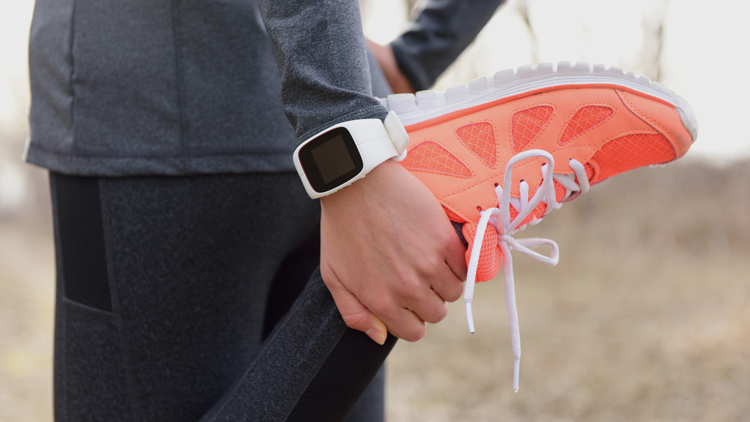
[293,104,389,149]
[390,38,432,92]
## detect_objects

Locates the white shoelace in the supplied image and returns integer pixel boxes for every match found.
[463,149,591,392]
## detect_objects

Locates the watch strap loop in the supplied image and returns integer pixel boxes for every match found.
[384,110,410,155]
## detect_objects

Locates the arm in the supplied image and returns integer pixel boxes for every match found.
[366,38,416,94]
[257,0,467,343]
[257,1,387,144]
[390,0,508,91]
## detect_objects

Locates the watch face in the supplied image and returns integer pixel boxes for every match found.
[298,127,364,193]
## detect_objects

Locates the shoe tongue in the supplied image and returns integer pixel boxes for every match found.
[508,202,546,226]
[582,162,596,183]
[443,206,466,223]
[512,161,597,220]
[558,162,598,203]
[554,180,567,202]
[462,222,503,283]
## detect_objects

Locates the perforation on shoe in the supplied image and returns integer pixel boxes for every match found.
[456,122,497,168]
[386,63,697,393]
[592,133,675,180]
[399,141,472,178]
[511,106,554,153]
[559,105,614,145]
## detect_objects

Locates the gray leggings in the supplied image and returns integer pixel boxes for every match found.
[49,171,396,422]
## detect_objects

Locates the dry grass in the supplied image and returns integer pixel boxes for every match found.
[0,214,55,422]
[1,159,749,421]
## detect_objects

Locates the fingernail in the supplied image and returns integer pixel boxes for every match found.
[366,328,386,345]
[366,318,388,345]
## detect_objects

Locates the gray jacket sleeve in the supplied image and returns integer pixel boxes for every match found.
[390,0,508,91]
[257,0,389,146]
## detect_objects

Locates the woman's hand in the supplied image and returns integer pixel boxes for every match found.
[320,159,467,344]
[366,38,417,95]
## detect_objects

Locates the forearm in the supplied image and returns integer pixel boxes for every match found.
[390,0,507,91]
[257,0,389,146]
[258,1,467,347]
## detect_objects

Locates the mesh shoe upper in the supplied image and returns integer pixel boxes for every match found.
[400,86,692,282]
[386,65,696,391]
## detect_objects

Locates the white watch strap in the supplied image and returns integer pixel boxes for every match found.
[348,111,409,172]
[384,110,409,159]
[294,111,410,199]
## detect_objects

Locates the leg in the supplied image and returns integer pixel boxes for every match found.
[261,207,387,422]
[50,172,395,422]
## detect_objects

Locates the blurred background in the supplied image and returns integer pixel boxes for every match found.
[1,0,748,421]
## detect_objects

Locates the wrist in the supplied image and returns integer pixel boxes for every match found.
[293,111,409,199]
[320,159,397,205]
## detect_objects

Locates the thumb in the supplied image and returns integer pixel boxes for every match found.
[327,281,388,345]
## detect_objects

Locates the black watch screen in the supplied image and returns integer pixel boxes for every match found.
[298,127,364,193]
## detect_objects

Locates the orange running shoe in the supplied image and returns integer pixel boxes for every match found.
[379,62,697,391]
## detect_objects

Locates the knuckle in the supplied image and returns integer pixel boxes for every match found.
[439,229,455,250]
[418,255,442,276]
[422,302,448,324]
[399,277,424,303]
[445,282,463,303]
[341,310,369,331]
[446,290,462,303]
[403,323,426,342]
[434,303,449,322]
[388,314,426,342]
[437,227,458,251]
[368,298,391,317]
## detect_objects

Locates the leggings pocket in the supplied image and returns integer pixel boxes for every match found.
[51,173,112,312]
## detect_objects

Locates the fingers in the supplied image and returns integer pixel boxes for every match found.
[324,230,464,343]
[331,266,464,345]
[335,288,388,345]
[444,226,469,282]
[324,262,431,342]
[323,266,388,345]
[319,162,470,344]
[374,302,426,343]
[326,270,456,342]
[430,261,465,303]
[404,289,449,325]
[426,222,467,304]
[364,38,416,94]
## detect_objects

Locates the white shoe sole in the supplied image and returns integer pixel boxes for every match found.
[378,62,698,143]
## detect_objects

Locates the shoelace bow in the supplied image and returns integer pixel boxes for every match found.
[463,149,591,392]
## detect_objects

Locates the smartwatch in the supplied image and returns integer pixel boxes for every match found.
[293,110,409,199]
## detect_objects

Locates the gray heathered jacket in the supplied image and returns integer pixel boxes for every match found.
[26,0,505,176]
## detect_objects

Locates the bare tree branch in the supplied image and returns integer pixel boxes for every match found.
[641,0,670,82]
[516,0,539,64]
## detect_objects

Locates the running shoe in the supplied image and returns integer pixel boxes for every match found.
[379,62,697,391]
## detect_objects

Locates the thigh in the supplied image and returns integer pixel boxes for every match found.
[51,171,320,421]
